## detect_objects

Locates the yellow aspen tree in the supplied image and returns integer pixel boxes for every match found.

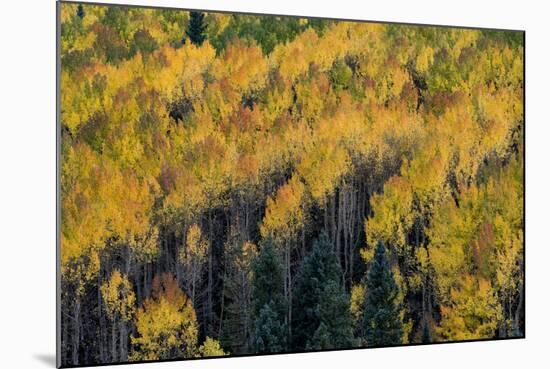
[130,274,199,361]
[100,270,136,362]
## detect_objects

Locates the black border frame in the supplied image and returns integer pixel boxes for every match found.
[56,1,526,368]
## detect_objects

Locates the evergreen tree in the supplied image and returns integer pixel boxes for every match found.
[219,239,256,354]
[76,4,85,19]
[254,303,287,353]
[251,237,287,353]
[306,323,331,350]
[363,241,404,347]
[186,12,208,46]
[292,232,355,350]
[252,237,286,317]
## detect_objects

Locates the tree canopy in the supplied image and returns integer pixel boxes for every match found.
[59,3,524,366]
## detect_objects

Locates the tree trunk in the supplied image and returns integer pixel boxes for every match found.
[218,272,226,338]
[513,280,524,334]
[71,296,80,365]
[98,274,106,363]
[111,320,117,362]
[337,187,343,269]
[282,240,292,340]
[62,305,69,364]
[330,194,337,246]
[119,319,126,361]
[208,211,214,332]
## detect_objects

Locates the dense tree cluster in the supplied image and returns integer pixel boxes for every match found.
[59,3,524,366]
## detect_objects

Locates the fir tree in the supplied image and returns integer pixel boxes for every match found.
[363,241,404,346]
[219,239,256,354]
[254,303,287,353]
[311,280,356,350]
[252,237,285,316]
[292,232,355,350]
[76,4,85,19]
[251,237,287,353]
[306,323,331,350]
[185,12,208,46]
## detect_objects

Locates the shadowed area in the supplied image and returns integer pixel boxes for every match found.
[33,354,56,367]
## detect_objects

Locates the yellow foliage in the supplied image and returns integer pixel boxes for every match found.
[270,23,353,82]
[59,5,524,348]
[211,41,268,94]
[350,283,366,326]
[365,176,414,260]
[179,224,208,265]
[427,156,523,320]
[100,270,136,322]
[61,143,156,268]
[416,46,434,73]
[375,63,410,104]
[130,274,199,361]
[438,276,501,341]
[261,175,305,243]
[198,337,227,357]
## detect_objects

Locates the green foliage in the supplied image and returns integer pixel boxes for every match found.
[251,238,288,353]
[93,23,128,63]
[219,239,256,354]
[292,232,355,350]
[306,322,331,350]
[481,30,524,49]
[252,237,286,317]
[312,280,358,349]
[131,29,158,58]
[102,6,129,37]
[329,59,353,90]
[363,241,404,346]
[254,303,288,353]
[59,3,524,365]
[186,12,208,46]
[61,48,94,73]
[209,15,329,55]
[76,4,85,19]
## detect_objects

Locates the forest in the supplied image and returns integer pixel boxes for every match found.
[59,2,524,367]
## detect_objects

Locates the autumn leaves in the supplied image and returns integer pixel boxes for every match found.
[60,3,524,366]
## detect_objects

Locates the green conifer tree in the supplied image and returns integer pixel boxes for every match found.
[76,4,85,19]
[306,323,331,350]
[185,12,208,46]
[363,241,404,346]
[293,232,355,350]
[251,237,287,353]
[254,303,287,353]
